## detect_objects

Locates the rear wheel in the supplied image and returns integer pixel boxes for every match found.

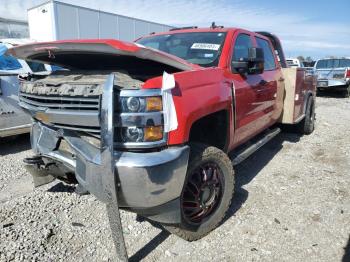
[165,143,234,241]
[291,96,315,135]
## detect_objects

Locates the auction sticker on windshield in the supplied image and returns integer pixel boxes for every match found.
[191,43,221,50]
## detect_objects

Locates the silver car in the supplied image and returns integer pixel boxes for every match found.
[315,58,350,97]
[0,39,53,138]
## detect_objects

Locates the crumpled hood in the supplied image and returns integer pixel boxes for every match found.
[6,39,199,72]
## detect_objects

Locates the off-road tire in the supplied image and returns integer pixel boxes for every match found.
[164,143,234,241]
[297,96,315,134]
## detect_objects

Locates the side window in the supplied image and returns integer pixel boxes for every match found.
[255,37,276,70]
[26,61,46,72]
[232,34,252,61]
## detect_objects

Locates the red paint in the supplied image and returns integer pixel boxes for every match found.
[140,28,287,152]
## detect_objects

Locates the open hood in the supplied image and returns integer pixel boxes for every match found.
[6,39,197,74]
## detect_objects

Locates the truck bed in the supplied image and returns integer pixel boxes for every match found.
[279,68,315,124]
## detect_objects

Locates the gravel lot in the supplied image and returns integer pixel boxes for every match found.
[1,95,349,262]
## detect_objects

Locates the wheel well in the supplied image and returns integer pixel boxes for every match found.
[303,92,313,114]
[188,110,229,151]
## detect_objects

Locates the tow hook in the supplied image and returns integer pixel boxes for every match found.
[23,155,44,166]
[23,155,56,187]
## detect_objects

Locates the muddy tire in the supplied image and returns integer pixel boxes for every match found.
[164,143,234,241]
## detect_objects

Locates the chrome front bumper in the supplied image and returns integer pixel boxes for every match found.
[24,74,190,224]
[30,121,189,223]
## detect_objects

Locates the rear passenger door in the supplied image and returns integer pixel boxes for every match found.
[253,36,279,129]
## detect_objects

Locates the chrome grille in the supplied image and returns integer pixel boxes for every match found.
[19,91,102,135]
[19,93,100,111]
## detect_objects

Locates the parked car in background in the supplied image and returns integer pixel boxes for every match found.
[286,58,302,68]
[0,39,54,138]
[314,58,350,97]
[287,57,314,76]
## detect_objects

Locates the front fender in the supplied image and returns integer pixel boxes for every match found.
[167,68,232,145]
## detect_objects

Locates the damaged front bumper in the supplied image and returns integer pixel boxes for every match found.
[27,122,189,224]
[23,74,190,224]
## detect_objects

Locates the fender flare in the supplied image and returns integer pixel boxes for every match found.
[302,91,314,115]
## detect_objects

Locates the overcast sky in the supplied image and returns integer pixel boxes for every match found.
[0,0,349,59]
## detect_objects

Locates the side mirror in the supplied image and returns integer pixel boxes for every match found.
[232,47,265,75]
[247,47,264,74]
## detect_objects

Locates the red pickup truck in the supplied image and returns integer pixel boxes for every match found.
[9,26,316,241]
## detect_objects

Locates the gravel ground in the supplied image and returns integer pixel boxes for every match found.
[0,96,349,262]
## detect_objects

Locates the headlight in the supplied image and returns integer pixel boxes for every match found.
[126,97,143,112]
[121,126,163,143]
[120,96,162,113]
[115,89,165,149]
[121,127,144,142]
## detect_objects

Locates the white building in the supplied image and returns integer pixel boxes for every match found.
[28,0,174,42]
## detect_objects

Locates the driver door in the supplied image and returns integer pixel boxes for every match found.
[227,32,272,145]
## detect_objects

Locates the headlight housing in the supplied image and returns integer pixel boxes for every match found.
[114,89,166,149]
[120,96,162,113]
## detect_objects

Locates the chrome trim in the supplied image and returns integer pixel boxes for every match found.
[100,74,117,203]
[114,146,189,208]
[119,89,161,97]
[52,124,100,133]
[117,112,163,127]
[46,110,100,127]
[114,139,167,149]
[19,96,99,109]
[0,124,31,137]
[20,93,99,102]
[43,151,76,170]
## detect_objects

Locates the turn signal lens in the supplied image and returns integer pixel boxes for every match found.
[146,97,162,112]
[144,126,163,142]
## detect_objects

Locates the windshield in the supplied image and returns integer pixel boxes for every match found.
[316,59,350,69]
[0,54,22,70]
[136,32,227,67]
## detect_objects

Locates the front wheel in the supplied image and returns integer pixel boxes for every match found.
[165,143,234,241]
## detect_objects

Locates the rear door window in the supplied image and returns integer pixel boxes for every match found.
[255,37,276,70]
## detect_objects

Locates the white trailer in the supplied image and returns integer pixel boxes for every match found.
[28,0,174,42]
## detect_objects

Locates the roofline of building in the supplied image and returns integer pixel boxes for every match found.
[0,17,28,25]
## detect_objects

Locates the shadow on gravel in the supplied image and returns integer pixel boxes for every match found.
[129,230,171,262]
[343,235,350,262]
[47,182,76,193]
[223,132,301,224]
[0,134,31,156]
[317,90,348,99]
